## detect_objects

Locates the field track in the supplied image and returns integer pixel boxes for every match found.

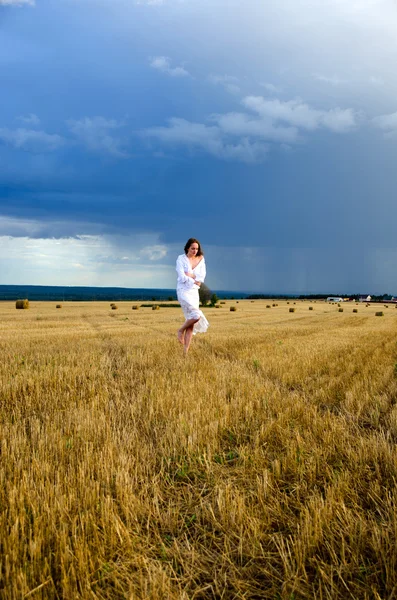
[1,300,397,599]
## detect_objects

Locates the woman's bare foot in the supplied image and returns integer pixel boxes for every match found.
[177,329,184,344]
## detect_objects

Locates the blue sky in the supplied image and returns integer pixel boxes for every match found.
[1,0,397,293]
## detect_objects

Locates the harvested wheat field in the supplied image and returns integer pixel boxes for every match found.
[1,299,397,599]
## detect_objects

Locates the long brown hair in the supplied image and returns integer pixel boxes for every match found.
[184,238,203,256]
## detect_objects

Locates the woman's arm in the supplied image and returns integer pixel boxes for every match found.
[176,256,195,286]
[194,258,206,284]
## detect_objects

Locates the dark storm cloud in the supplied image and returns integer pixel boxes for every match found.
[1,0,397,291]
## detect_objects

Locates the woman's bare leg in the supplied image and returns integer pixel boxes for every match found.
[183,324,195,355]
[177,317,199,344]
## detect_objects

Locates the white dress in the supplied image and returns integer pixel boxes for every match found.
[176,254,209,334]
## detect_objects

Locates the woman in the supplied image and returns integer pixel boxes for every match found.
[176,238,209,355]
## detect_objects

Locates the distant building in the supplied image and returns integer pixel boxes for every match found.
[359,295,372,302]
[327,297,343,303]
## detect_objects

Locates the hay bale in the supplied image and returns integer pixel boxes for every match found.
[56,304,62,309]
[16,299,29,309]
[353,309,358,313]
[132,305,139,310]
[289,308,295,313]
[309,306,314,310]
[215,305,220,308]
[152,305,160,311]
[112,305,118,310]
[220,301,226,304]
[230,306,237,312]
[375,311,384,317]
[338,308,343,312]
[266,305,271,308]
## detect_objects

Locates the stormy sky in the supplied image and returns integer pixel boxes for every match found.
[1,0,397,293]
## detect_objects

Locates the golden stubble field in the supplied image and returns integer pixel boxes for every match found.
[1,299,397,599]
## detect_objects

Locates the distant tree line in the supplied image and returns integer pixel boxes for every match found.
[247,293,396,301]
[360,293,395,302]
[297,293,395,301]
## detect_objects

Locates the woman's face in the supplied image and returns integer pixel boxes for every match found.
[188,243,199,257]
